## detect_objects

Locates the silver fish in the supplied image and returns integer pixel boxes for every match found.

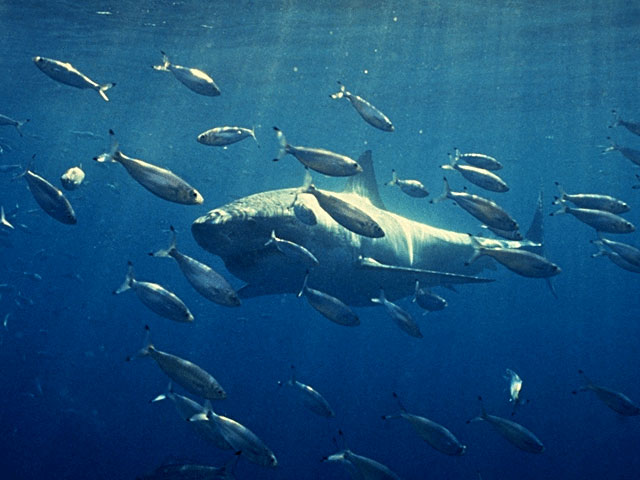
[151,383,232,450]
[592,235,640,267]
[504,369,523,404]
[553,182,629,213]
[325,449,402,480]
[610,109,640,136]
[21,168,77,225]
[432,178,519,233]
[152,227,240,307]
[153,51,221,96]
[454,148,503,171]
[330,82,394,132]
[551,200,635,234]
[412,282,447,313]
[466,234,561,278]
[273,127,362,177]
[60,165,85,191]
[279,365,335,417]
[383,392,466,456]
[197,126,257,147]
[441,154,509,193]
[385,170,429,198]
[304,182,385,238]
[33,56,115,101]
[190,404,278,468]
[573,370,640,416]
[130,326,226,400]
[0,114,29,137]
[114,262,194,323]
[591,240,640,273]
[602,139,640,166]
[371,289,422,338]
[469,396,544,453]
[298,273,359,326]
[265,230,319,267]
[94,130,203,205]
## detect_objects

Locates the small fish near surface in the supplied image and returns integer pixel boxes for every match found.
[553,182,629,214]
[33,56,115,101]
[382,392,466,456]
[151,383,232,450]
[550,199,635,234]
[412,281,447,313]
[279,365,335,417]
[298,273,359,326]
[432,178,519,232]
[0,114,29,137]
[466,234,561,278]
[330,81,394,132]
[371,289,422,338]
[153,51,221,96]
[152,226,240,307]
[386,170,429,198]
[190,403,278,468]
[441,153,509,193]
[324,448,402,480]
[18,167,77,225]
[60,165,85,190]
[94,130,203,205]
[572,369,640,416]
[114,261,194,323]
[265,230,319,267]
[128,325,227,400]
[601,138,640,167]
[273,127,362,177]
[453,148,503,171]
[610,109,640,137]
[197,126,257,147]
[468,396,544,454]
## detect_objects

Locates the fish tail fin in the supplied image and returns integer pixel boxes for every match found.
[576,369,594,390]
[330,81,346,99]
[150,382,174,403]
[600,136,616,154]
[98,83,115,102]
[430,177,451,204]
[0,206,14,230]
[549,203,568,216]
[93,129,120,163]
[152,51,171,71]
[250,125,260,147]
[298,270,310,297]
[264,230,277,247]
[590,240,608,258]
[392,391,408,412]
[151,225,178,258]
[370,289,385,305]
[609,109,620,128]
[553,181,567,202]
[386,169,398,186]
[14,118,29,137]
[272,126,288,161]
[465,234,484,266]
[113,261,134,294]
[126,325,152,362]
[302,169,313,191]
[290,364,297,384]
[412,281,420,303]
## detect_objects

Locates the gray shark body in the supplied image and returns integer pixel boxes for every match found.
[192,151,539,306]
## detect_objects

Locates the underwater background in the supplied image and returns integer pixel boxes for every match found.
[1,0,639,478]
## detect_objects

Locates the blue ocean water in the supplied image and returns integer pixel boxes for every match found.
[1,0,639,478]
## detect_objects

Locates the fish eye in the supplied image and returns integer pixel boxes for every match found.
[191,191,198,197]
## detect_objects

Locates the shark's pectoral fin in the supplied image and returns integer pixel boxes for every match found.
[356,256,494,285]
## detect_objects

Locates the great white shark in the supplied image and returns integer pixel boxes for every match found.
[191,151,544,306]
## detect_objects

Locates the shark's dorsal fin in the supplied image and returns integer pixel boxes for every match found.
[343,150,387,210]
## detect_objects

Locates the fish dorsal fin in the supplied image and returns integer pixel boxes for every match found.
[343,150,386,210]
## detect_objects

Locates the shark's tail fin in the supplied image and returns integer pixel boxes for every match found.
[524,190,558,298]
